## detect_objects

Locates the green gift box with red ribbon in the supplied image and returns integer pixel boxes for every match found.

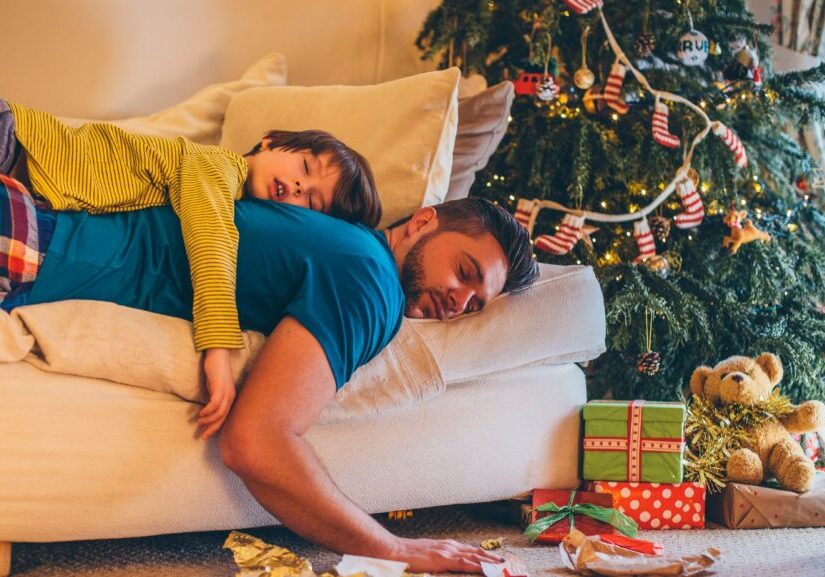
[583,400,686,483]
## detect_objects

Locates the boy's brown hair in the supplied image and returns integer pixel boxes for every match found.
[246,130,381,228]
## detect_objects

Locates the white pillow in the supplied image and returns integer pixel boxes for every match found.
[61,52,288,145]
[410,264,606,384]
[220,68,461,228]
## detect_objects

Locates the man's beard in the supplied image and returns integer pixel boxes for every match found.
[400,230,437,317]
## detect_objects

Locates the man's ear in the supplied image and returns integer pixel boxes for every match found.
[755,352,783,385]
[403,206,438,238]
[690,366,713,396]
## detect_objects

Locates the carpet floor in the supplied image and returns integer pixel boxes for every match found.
[9,503,825,577]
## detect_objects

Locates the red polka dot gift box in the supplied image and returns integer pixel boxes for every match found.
[589,481,706,530]
[583,400,686,483]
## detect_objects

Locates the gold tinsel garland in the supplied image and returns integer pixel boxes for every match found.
[683,392,794,493]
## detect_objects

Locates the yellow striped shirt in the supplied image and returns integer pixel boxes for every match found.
[9,101,248,351]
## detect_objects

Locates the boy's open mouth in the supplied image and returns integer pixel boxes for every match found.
[270,178,288,200]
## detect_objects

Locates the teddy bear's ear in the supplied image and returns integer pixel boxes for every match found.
[755,352,783,385]
[690,366,713,396]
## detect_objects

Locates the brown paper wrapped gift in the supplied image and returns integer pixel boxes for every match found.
[708,472,825,529]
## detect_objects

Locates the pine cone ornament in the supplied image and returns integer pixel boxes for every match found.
[536,76,560,102]
[635,33,656,58]
[648,216,671,242]
[636,351,661,375]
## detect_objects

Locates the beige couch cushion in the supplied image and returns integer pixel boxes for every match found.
[61,52,288,145]
[0,302,442,424]
[220,68,461,228]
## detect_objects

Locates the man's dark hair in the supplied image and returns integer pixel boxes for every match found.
[430,197,539,294]
[246,130,381,228]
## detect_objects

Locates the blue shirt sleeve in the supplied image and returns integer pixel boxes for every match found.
[284,247,404,390]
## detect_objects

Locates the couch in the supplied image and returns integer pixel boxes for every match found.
[0,2,606,575]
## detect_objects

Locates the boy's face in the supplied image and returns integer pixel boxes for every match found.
[245,142,340,213]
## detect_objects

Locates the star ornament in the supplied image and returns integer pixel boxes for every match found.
[581,223,599,249]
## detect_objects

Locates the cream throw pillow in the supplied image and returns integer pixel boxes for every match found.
[220,68,461,228]
[61,52,288,145]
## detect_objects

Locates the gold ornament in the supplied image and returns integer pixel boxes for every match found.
[709,41,722,55]
[574,25,595,90]
[644,254,671,275]
[574,68,595,90]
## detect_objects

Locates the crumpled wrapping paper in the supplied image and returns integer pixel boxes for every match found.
[559,529,720,576]
[223,531,320,577]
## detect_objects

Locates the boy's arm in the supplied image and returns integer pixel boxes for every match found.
[170,152,246,438]
[169,151,245,352]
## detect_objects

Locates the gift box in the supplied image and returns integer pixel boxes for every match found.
[525,489,637,544]
[583,400,686,483]
[589,481,706,530]
[707,472,825,529]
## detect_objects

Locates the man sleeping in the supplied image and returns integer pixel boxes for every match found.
[0,177,538,573]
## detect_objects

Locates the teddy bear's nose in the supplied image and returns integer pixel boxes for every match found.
[731,373,744,383]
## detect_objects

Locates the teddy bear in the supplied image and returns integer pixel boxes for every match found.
[690,353,825,493]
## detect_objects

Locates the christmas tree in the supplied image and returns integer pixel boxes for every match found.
[417,0,825,402]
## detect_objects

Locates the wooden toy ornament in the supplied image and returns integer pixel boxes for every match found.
[722,204,771,254]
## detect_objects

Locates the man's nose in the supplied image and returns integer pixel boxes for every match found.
[448,288,473,317]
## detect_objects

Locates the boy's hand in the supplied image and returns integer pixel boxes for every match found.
[198,348,237,441]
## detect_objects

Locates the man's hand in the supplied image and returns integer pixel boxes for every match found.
[198,347,237,440]
[389,537,505,574]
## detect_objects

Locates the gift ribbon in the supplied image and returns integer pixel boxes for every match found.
[524,490,639,542]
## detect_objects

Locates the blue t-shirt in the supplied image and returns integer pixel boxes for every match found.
[24,201,405,389]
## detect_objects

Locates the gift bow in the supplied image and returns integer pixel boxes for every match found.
[524,491,639,542]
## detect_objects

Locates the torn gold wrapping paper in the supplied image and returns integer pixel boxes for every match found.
[559,529,720,576]
[223,531,318,577]
[480,537,505,550]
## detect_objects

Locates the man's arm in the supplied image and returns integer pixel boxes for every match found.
[219,316,503,573]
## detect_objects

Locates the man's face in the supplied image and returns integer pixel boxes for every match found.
[245,143,340,213]
[400,229,508,320]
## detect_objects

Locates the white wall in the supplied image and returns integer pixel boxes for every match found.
[0,0,440,118]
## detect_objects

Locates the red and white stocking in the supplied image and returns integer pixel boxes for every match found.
[712,121,748,168]
[604,58,630,115]
[535,213,585,255]
[633,218,657,263]
[674,177,705,229]
[652,97,680,149]
[563,0,604,15]
[515,198,538,231]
